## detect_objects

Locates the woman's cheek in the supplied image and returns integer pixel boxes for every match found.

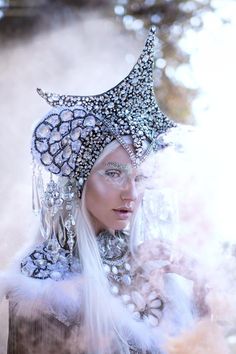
[91,179,112,201]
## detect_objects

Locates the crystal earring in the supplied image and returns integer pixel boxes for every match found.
[32,159,44,216]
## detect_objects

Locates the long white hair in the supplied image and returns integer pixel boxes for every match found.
[75,138,144,354]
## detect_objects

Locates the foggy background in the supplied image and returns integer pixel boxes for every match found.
[0,0,236,353]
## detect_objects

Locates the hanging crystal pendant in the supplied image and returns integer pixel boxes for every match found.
[39,207,52,240]
[32,162,41,215]
[67,231,75,262]
[36,166,45,201]
[64,212,76,263]
[57,212,66,248]
[44,216,61,264]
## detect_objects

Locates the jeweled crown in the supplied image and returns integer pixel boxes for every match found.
[32,27,175,195]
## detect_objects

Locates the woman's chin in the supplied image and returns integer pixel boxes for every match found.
[112,220,130,231]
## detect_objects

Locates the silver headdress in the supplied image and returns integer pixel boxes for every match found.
[32,27,175,197]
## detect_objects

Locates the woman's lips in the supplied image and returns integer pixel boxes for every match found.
[112,209,133,220]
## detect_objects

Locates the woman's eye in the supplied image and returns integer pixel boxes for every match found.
[105,170,121,178]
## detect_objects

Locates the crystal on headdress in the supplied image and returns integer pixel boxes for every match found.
[84,115,96,127]
[71,127,81,141]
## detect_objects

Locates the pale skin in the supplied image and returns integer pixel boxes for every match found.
[85,146,149,234]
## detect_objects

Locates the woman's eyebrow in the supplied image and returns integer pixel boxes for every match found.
[104,161,132,172]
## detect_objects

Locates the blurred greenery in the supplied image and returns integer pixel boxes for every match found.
[0,0,224,123]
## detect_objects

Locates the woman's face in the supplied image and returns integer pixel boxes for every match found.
[85,146,150,234]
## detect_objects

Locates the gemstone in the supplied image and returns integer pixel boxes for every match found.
[46,114,60,126]
[60,110,73,121]
[124,263,131,271]
[74,109,86,118]
[122,274,132,286]
[132,77,138,85]
[50,130,61,143]
[68,154,76,169]
[35,259,47,267]
[60,122,70,135]
[78,177,84,186]
[84,116,95,127]
[55,152,63,166]
[71,140,81,153]
[62,146,72,159]
[111,266,118,274]
[50,142,60,155]
[71,127,81,141]
[71,119,82,129]
[103,264,110,273]
[108,102,114,108]
[41,152,53,165]
[46,179,57,192]
[61,137,69,147]
[52,94,60,101]
[36,140,48,153]
[36,124,51,138]
[65,204,73,211]
[48,164,60,174]
[83,151,91,159]
[61,164,71,176]
[55,197,64,206]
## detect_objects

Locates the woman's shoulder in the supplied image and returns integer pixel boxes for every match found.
[20,239,81,281]
[0,239,83,321]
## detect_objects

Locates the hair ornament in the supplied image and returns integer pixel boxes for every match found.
[32,26,176,197]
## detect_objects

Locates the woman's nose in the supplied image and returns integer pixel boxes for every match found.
[120,178,138,201]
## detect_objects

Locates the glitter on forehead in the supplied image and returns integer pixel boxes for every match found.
[105,162,133,174]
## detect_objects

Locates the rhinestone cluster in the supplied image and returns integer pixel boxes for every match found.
[33,27,176,194]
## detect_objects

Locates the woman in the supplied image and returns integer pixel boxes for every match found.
[1,27,229,354]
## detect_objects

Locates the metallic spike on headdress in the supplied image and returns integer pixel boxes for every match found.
[32,27,176,195]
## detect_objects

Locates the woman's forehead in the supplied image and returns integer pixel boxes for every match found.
[92,145,153,174]
[94,145,131,169]
[94,146,153,174]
